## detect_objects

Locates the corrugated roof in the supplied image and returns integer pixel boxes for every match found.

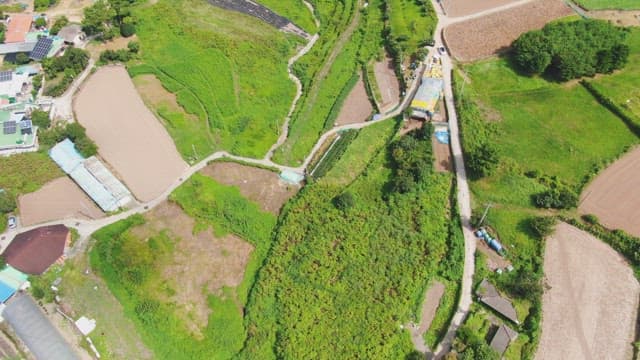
[49,138,84,173]
[477,279,520,324]
[0,281,15,303]
[0,265,28,290]
[490,324,518,355]
[0,41,36,55]
[57,24,83,43]
[84,156,132,207]
[5,14,32,43]
[411,77,443,113]
[3,225,69,275]
[69,165,120,212]
[4,294,80,360]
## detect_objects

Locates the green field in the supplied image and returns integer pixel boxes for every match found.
[455,56,638,357]
[575,0,640,10]
[590,28,640,123]
[91,175,277,359]
[0,152,62,196]
[242,125,456,358]
[273,0,385,165]
[129,0,298,161]
[257,0,317,33]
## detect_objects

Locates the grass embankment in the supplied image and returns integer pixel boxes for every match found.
[241,121,459,358]
[588,28,640,127]
[90,175,277,359]
[256,0,318,33]
[574,0,640,10]
[273,0,385,165]
[128,0,298,161]
[454,57,638,358]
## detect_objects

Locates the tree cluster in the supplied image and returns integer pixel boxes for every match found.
[82,0,138,39]
[39,122,98,157]
[42,47,89,97]
[98,41,139,64]
[512,20,630,81]
[389,123,434,193]
[49,16,69,35]
[34,0,57,11]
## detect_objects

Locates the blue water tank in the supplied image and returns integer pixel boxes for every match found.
[488,239,503,252]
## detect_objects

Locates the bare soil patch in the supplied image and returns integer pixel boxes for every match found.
[46,0,93,22]
[133,74,186,116]
[74,66,188,202]
[476,239,511,270]
[334,76,373,126]
[443,0,519,17]
[18,177,104,226]
[373,55,401,111]
[200,162,298,214]
[589,9,640,27]
[432,136,452,173]
[536,222,639,360]
[579,146,640,237]
[444,0,573,61]
[130,202,253,336]
[400,119,424,135]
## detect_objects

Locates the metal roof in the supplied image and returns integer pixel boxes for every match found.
[0,42,36,55]
[3,294,80,360]
[48,138,84,173]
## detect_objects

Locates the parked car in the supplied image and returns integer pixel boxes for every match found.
[7,216,16,229]
[438,46,447,55]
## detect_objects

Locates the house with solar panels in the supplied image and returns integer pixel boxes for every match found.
[0,108,37,155]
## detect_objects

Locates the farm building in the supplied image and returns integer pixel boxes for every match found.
[0,109,37,155]
[3,224,70,275]
[4,14,32,43]
[476,279,520,324]
[57,24,85,46]
[0,266,28,303]
[411,77,444,119]
[489,323,518,355]
[49,139,133,211]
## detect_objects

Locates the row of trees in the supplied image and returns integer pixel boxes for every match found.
[512,20,630,81]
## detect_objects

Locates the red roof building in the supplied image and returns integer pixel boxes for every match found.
[3,225,70,275]
[5,14,32,43]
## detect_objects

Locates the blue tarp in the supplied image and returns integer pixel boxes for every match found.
[0,281,16,303]
[435,131,449,144]
[280,170,304,185]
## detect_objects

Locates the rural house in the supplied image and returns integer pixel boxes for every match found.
[3,224,71,275]
[58,24,85,46]
[489,323,518,355]
[476,279,520,324]
[4,14,32,43]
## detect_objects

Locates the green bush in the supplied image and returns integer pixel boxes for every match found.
[529,216,557,239]
[49,16,69,35]
[31,110,51,129]
[120,22,135,37]
[39,122,98,157]
[0,192,16,214]
[581,214,599,225]
[333,191,355,211]
[389,123,434,193]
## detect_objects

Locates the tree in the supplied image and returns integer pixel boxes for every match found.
[50,16,69,35]
[512,30,551,74]
[31,109,51,129]
[15,52,29,65]
[529,216,557,239]
[120,22,135,37]
[82,0,115,35]
[127,40,139,53]
[35,17,47,29]
[466,144,499,178]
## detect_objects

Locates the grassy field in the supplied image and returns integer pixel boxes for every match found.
[128,0,298,161]
[90,175,277,359]
[242,125,456,358]
[454,55,638,358]
[590,28,640,124]
[574,0,640,10]
[0,152,62,196]
[256,0,317,33]
[273,0,385,165]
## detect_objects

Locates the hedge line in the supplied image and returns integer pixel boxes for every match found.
[580,80,640,137]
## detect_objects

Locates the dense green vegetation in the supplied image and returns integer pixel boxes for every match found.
[384,0,436,62]
[42,47,90,97]
[241,125,456,358]
[39,122,98,157]
[91,174,277,359]
[309,129,358,180]
[512,20,630,81]
[34,0,57,11]
[273,0,385,165]
[256,0,317,33]
[82,0,139,39]
[129,0,297,161]
[574,0,640,10]
[454,54,638,357]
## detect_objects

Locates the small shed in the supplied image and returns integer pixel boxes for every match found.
[489,324,519,355]
[3,225,70,275]
[57,24,85,46]
[476,279,519,324]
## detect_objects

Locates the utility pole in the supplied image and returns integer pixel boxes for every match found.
[478,203,492,227]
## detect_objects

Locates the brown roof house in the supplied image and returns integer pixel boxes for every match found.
[4,14,32,43]
[476,279,520,324]
[489,323,518,356]
[3,225,70,275]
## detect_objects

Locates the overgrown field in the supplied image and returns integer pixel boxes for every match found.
[257,0,317,33]
[241,124,457,358]
[0,152,62,196]
[454,54,638,358]
[273,0,385,165]
[90,174,277,359]
[128,0,298,161]
[589,28,640,126]
[385,0,437,59]
[574,0,640,10]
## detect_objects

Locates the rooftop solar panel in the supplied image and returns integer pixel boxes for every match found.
[29,37,53,61]
[19,120,31,129]
[0,71,12,83]
[3,121,16,135]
